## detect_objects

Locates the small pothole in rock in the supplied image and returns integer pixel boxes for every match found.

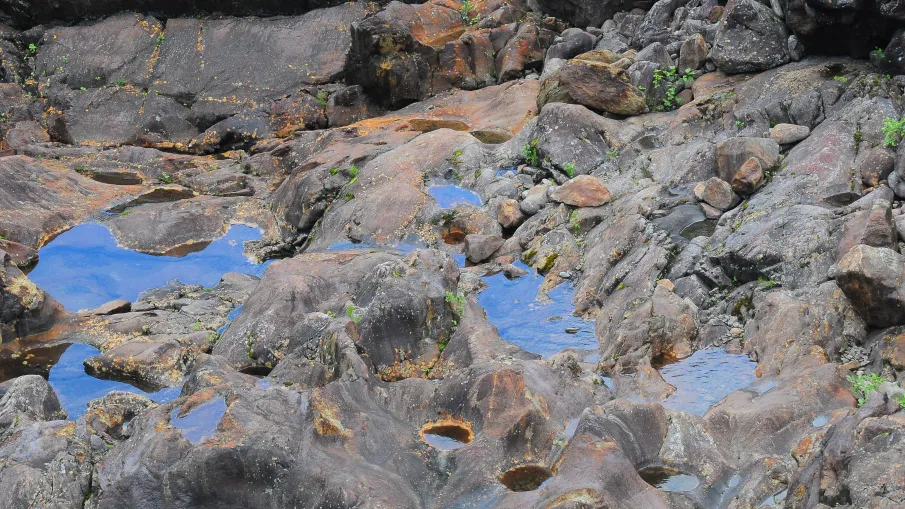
[500,465,553,492]
[638,466,700,493]
[420,418,473,450]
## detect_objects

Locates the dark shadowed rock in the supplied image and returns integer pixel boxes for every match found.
[711,0,791,73]
[836,245,905,328]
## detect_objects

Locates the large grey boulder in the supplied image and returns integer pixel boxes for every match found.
[711,0,791,73]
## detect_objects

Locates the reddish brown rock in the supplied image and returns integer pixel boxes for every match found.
[497,198,525,228]
[694,177,739,211]
[550,175,612,207]
[538,58,646,116]
[731,157,765,195]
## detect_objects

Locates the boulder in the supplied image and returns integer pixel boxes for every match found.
[769,123,811,144]
[538,58,646,116]
[551,175,612,207]
[464,234,505,263]
[858,148,896,188]
[678,33,709,71]
[694,177,739,211]
[497,198,526,228]
[711,0,791,73]
[836,245,905,328]
[715,137,780,183]
[0,375,67,431]
[731,157,765,195]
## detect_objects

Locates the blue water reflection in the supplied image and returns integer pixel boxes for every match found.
[29,223,269,311]
[49,343,180,420]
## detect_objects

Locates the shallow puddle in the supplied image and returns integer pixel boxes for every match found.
[169,397,228,444]
[638,466,701,493]
[812,415,829,427]
[500,465,553,492]
[477,262,597,357]
[28,223,269,311]
[659,349,757,415]
[757,489,787,507]
[428,185,483,209]
[49,343,181,420]
[421,419,473,450]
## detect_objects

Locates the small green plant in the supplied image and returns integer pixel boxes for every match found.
[757,276,777,289]
[847,373,885,406]
[27,43,37,54]
[833,75,848,83]
[329,167,339,175]
[872,46,887,61]
[445,290,466,316]
[155,33,165,47]
[893,392,905,410]
[562,162,576,178]
[115,78,127,87]
[158,172,174,184]
[651,67,694,111]
[882,117,905,147]
[119,209,133,217]
[735,120,745,128]
[346,304,363,324]
[607,148,619,159]
[458,0,477,24]
[344,191,355,201]
[207,331,220,347]
[616,281,626,290]
[569,209,581,231]
[79,86,87,91]
[521,138,540,166]
[316,90,328,107]
[326,310,336,318]
[449,149,464,166]
[348,165,359,185]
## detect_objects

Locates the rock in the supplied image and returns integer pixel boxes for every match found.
[0,239,38,267]
[769,123,811,144]
[3,121,49,150]
[711,0,791,73]
[551,175,612,207]
[0,375,67,431]
[497,198,526,228]
[836,188,897,262]
[636,42,674,68]
[528,0,633,27]
[715,137,780,183]
[81,299,132,316]
[694,177,740,211]
[464,234,505,263]
[858,148,896,188]
[520,183,551,215]
[538,57,647,116]
[678,34,709,71]
[545,30,595,62]
[731,157,765,195]
[836,245,905,328]
[528,102,632,175]
[0,249,66,341]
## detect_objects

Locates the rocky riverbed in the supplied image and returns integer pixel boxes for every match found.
[1,0,904,507]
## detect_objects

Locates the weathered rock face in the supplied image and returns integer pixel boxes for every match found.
[4,0,905,505]
[0,0,354,28]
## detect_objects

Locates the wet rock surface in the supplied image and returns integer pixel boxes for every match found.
[0,0,904,507]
